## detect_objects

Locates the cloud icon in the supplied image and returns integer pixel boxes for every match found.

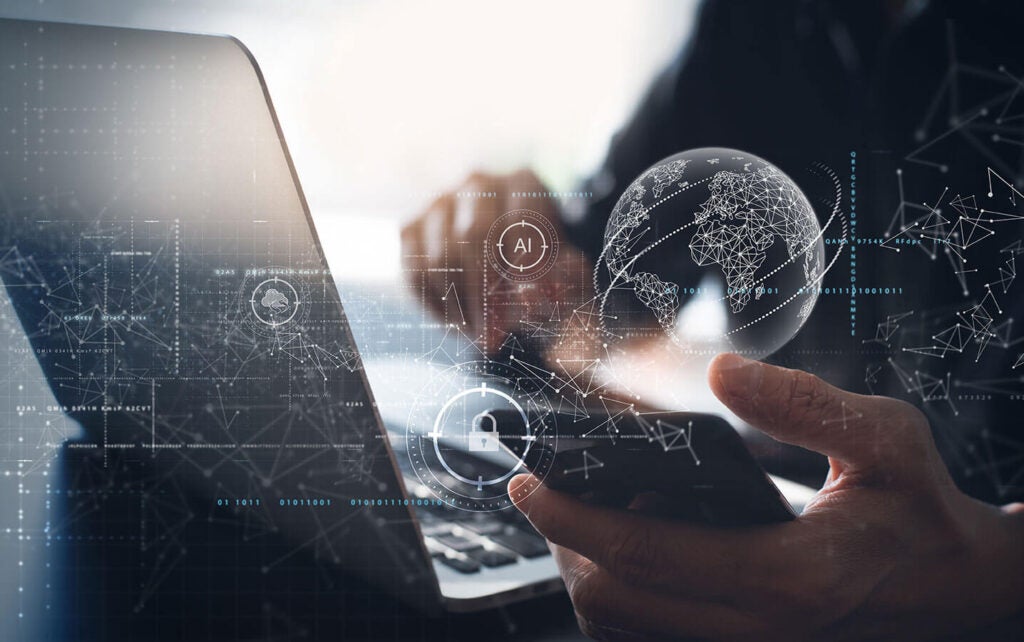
[260,288,289,311]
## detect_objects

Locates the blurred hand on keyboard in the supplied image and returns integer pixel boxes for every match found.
[401,169,593,355]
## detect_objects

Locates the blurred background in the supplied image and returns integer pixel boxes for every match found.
[1,0,696,218]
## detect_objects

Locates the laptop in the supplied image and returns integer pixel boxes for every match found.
[0,17,563,613]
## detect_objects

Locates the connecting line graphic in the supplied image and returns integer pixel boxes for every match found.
[690,165,823,315]
[634,416,700,465]
[863,311,915,348]
[903,22,1023,180]
[419,323,487,364]
[503,354,593,421]
[889,169,1024,364]
[626,167,822,331]
[820,401,864,430]
[888,358,958,416]
[902,287,1005,363]
[885,161,1024,299]
[498,332,527,355]
[0,203,436,604]
[865,364,884,394]
[575,394,640,444]
[440,282,467,326]
[864,31,1024,499]
[563,449,605,480]
[995,254,1017,293]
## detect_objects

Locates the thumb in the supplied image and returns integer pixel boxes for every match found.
[708,353,934,474]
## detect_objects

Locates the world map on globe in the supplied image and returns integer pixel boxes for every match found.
[598,148,834,360]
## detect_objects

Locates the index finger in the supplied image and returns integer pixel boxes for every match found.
[508,474,804,597]
[708,354,936,479]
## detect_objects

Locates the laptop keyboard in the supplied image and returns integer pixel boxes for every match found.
[410,482,551,574]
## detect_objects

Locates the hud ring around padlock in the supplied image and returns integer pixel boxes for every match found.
[405,360,558,511]
[429,385,533,489]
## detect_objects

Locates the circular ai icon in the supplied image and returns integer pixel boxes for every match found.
[486,209,559,282]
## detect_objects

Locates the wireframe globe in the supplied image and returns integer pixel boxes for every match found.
[597,148,825,364]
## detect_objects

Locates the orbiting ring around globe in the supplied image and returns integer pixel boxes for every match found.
[486,209,559,282]
[406,360,557,511]
[597,148,843,370]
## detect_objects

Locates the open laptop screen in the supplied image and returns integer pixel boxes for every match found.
[0,19,436,604]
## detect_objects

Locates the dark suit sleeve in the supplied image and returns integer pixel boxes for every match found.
[562,0,732,261]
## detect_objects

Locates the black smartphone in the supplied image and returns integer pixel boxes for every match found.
[491,409,796,526]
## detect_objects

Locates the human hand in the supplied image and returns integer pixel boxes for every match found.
[401,169,592,354]
[509,354,1024,641]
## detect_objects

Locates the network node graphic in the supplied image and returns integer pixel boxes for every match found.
[486,209,559,282]
[597,148,843,363]
[406,360,557,511]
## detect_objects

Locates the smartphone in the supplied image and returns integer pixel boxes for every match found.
[492,409,796,526]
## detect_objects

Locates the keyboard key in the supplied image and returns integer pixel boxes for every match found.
[466,548,517,568]
[425,539,449,557]
[432,533,483,553]
[438,555,481,574]
[420,523,452,537]
[490,530,550,558]
[458,520,505,536]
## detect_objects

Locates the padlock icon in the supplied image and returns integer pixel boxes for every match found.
[468,411,500,452]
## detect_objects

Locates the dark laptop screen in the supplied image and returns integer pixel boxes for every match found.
[0,19,435,603]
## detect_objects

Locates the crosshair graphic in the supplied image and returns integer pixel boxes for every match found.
[250,277,300,326]
[429,385,532,489]
[239,268,312,338]
[406,360,557,511]
[486,209,559,281]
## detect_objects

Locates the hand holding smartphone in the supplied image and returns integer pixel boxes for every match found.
[493,410,796,526]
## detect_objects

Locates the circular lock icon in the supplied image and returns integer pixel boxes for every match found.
[468,411,500,453]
